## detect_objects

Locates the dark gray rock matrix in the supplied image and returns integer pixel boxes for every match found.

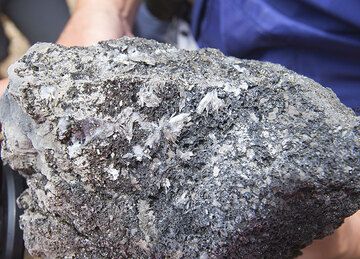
[0,37,359,258]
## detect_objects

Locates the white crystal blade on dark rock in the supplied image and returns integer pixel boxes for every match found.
[0,37,359,259]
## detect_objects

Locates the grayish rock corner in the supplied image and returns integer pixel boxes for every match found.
[0,37,359,258]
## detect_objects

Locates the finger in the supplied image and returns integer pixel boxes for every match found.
[0,78,9,97]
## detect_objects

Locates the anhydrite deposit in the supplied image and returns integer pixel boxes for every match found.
[0,37,359,258]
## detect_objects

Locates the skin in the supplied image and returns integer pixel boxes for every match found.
[0,0,359,257]
[57,0,140,47]
[299,210,360,259]
[0,78,7,96]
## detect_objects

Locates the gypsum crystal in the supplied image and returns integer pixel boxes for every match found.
[0,37,359,258]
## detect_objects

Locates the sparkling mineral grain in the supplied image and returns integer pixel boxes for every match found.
[0,38,359,258]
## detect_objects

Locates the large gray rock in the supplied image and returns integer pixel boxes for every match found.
[1,37,359,258]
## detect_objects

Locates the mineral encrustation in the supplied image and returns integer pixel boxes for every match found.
[0,37,359,258]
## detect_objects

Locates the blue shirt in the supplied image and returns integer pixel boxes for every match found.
[192,0,360,114]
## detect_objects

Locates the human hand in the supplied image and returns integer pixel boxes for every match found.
[299,210,360,259]
[0,78,8,97]
[57,0,140,47]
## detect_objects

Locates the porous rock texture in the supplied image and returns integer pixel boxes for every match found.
[0,37,359,258]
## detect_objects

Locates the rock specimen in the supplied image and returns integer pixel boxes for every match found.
[0,37,359,258]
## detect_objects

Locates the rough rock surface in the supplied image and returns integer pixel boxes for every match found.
[0,37,359,258]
